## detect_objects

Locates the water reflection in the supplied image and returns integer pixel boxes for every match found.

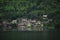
[0,31,60,40]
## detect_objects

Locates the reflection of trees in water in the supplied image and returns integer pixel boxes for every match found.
[43,32,48,40]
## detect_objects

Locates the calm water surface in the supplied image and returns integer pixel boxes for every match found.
[0,31,60,40]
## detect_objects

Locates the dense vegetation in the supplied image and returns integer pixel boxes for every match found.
[0,0,60,29]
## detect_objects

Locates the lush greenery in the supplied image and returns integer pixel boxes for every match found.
[0,0,60,29]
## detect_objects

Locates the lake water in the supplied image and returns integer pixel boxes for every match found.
[0,31,60,40]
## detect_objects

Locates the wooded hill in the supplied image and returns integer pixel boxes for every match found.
[0,0,60,29]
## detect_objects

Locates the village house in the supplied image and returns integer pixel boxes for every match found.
[17,22,26,31]
[43,15,48,19]
[17,18,27,31]
[11,19,17,24]
[25,21,32,31]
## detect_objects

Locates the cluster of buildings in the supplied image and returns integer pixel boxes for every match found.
[1,15,50,31]
[2,18,44,31]
[17,18,43,31]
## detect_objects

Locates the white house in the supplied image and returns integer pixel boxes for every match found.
[11,20,17,24]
